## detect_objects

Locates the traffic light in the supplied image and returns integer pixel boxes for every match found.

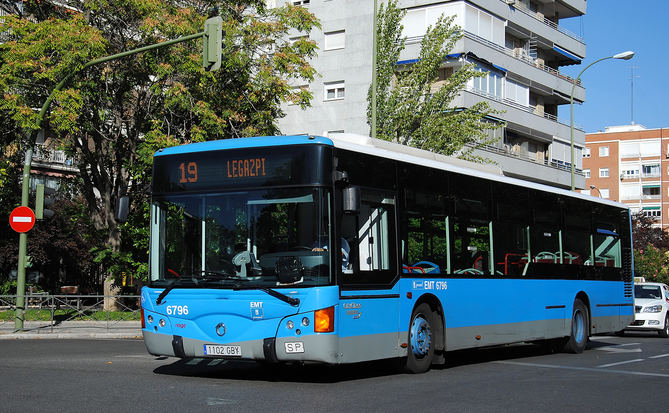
[202,16,222,72]
[35,184,55,219]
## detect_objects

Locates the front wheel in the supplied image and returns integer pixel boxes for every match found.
[403,303,436,374]
[659,315,669,338]
[563,299,589,353]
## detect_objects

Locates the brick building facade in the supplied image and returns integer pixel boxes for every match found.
[584,125,669,229]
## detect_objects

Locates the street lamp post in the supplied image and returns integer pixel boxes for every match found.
[570,51,635,191]
[589,184,602,198]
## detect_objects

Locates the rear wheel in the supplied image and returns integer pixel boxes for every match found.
[403,303,435,373]
[659,314,669,338]
[563,299,589,354]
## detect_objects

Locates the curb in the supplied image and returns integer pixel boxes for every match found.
[0,332,143,340]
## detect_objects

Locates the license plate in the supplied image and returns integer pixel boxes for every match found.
[284,342,304,354]
[203,344,242,357]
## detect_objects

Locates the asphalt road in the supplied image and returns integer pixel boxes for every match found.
[1,332,668,412]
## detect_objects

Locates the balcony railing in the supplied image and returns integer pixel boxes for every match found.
[501,0,584,42]
[474,142,584,176]
[406,31,582,87]
[462,31,581,86]
[465,87,584,130]
[33,145,76,167]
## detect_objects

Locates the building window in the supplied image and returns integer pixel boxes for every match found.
[581,189,591,196]
[642,164,661,178]
[621,168,639,179]
[583,169,590,178]
[599,146,609,157]
[288,85,309,105]
[583,147,591,158]
[324,30,345,51]
[642,186,661,198]
[599,168,609,178]
[292,0,310,5]
[472,66,503,99]
[324,81,345,101]
[643,209,661,218]
[600,188,610,199]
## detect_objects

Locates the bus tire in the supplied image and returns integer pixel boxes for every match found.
[404,303,435,374]
[563,299,589,354]
[659,315,669,338]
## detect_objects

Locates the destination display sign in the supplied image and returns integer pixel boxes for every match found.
[152,145,331,193]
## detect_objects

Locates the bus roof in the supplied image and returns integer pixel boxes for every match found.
[154,134,628,210]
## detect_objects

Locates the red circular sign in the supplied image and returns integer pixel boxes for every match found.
[9,206,35,233]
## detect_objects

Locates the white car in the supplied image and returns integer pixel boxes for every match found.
[626,280,669,337]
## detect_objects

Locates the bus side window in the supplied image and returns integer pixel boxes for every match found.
[492,183,530,276]
[341,190,397,286]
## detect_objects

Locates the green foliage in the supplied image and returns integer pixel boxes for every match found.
[367,0,502,161]
[634,244,669,285]
[0,1,320,289]
[632,213,669,284]
[0,280,43,295]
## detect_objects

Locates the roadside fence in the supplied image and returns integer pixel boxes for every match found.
[0,294,141,333]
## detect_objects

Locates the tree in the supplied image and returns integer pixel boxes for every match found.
[631,212,669,284]
[632,212,669,250]
[367,0,501,161]
[0,0,320,289]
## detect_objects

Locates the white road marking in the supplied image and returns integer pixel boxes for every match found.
[649,353,669,359]
[597,359,645,368]
[206,398,238,406]
[593,343,642,353]
[495,360,669,378]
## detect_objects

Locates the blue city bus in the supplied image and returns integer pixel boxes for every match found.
[140,134,634,373]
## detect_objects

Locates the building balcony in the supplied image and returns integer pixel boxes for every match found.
[500,0,586,39]
[472,141,584,189]
[32,145,79,173]
[459,88,584,138]
[403,31,585,102]
[463,0,585,57]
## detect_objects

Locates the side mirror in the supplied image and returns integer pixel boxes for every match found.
[115,196,129,223]
[343,186,360,215]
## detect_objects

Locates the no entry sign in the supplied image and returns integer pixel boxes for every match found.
[9,206,36,233]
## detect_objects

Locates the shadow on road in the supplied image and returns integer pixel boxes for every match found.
[152,337,622,382]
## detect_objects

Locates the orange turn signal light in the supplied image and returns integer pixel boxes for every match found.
[314,306,335,333]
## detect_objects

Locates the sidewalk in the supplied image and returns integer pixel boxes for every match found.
[0,320,142,340]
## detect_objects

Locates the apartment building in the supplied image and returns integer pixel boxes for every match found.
[276,0,588,189]
[584,125,669,230]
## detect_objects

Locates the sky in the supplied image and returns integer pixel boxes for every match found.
[558,1,668,133]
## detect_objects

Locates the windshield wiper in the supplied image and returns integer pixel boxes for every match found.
[157,270,245,304]
[260,288,300,307]
[156,278,186,305]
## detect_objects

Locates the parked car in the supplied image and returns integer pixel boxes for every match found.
[626,279,669,337]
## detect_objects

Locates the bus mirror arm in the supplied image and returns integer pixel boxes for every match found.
[343,186,361,215]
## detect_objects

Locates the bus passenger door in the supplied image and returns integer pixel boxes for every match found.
[338,189,401,364]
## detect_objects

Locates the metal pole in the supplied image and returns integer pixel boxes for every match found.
[570,56,613,191]
[14,30,206,331]
[371,0,378,139]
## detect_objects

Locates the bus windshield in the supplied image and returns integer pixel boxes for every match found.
[149,187,332,288]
